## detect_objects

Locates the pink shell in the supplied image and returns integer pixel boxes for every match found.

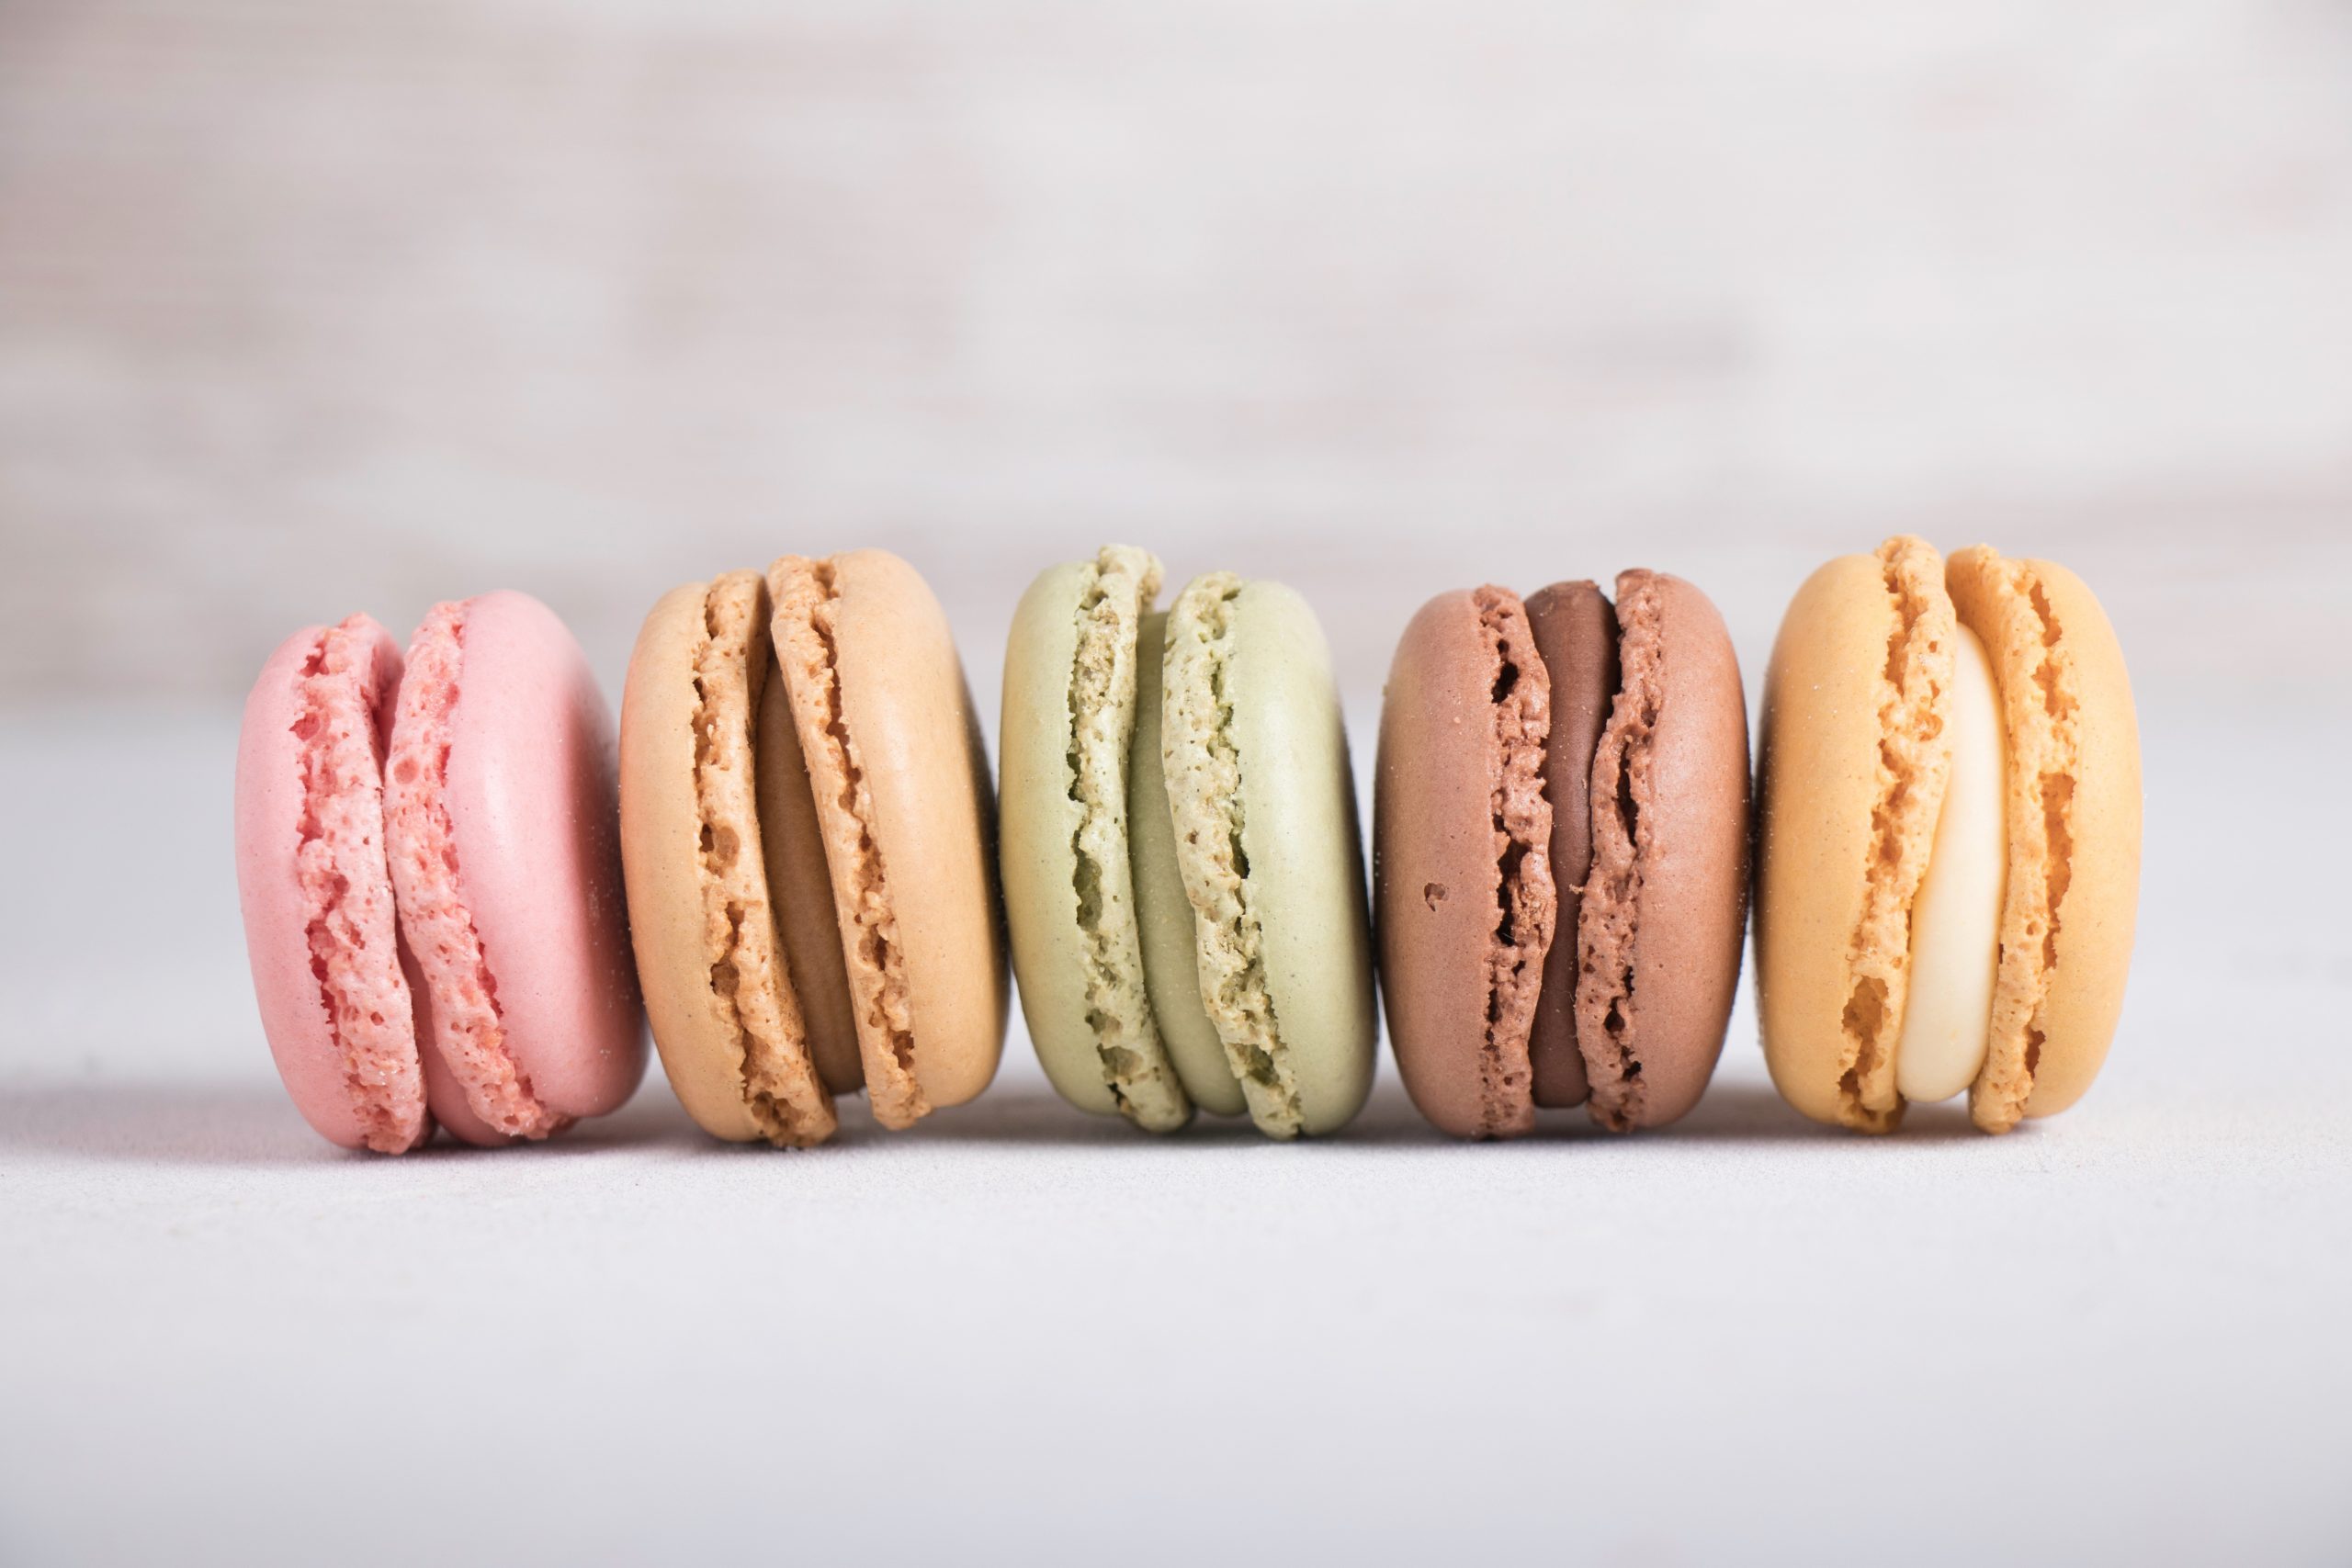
[234,615,427,1152]
[391,591,645,1141]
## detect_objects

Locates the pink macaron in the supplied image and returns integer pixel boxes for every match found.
[235,592,645,1151]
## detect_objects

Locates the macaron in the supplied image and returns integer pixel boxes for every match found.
[1001,547,1375,1138]
[620,549,1006,1142]
[1376,571,1750,1138]
[1754,536,2142,1134]
[236,592,646,1151]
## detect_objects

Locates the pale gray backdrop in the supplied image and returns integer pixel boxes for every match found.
[4,3,2349,1565]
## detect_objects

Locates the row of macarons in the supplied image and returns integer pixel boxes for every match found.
[235,537,2140,1153]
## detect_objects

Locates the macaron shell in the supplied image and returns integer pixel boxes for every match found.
[1577,571,1748,1130]
[1225,581,1377,1135]
[620,582,761,1142]
[442,591,647,1120]
[619,578,839,1146]
[1130,611,1246,1116]
[795,549,1007,1115]
[1755,546,1952,1132]
[1001,563,1112,1114]
[1522,581,1617,1110]
[1375,590,1533,1140]
[1947,549,2141,1128]
[1001,557,1189,1127]
[235,616,424,1152]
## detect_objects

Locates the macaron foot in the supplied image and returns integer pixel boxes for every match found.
[1573,570,1751,1132]
[1126,608,1244,1118]
[1472,587,1555,1138]
[1948,547,2104,1135]
[768,556,931,1131]
[1068,548,1191,1132]
[289,617,426,1154]
[1573,577,1662,1132]
[385,602,571,1141]
[1161,573,1306,1138]
[693,575,836,1146]
[1837,538,1957,1134]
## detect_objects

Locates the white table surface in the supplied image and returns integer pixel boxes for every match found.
[4,687,2346,1566]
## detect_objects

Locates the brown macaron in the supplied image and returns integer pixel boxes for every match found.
[1376,571,1750,1137]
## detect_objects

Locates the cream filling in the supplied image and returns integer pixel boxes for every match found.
[1894,624,2007,1104]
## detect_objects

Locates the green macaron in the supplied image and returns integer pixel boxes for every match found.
[1000,546,1375,1138]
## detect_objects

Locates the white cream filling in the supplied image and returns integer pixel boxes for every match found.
[1894,623,2007,1104]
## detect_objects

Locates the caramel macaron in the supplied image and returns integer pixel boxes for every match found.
[1755,536,2142,1134]
[1375,571,1750,1137]
[619,551,1005,1145]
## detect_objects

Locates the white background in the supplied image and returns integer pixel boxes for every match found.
[4,2,2349,1563]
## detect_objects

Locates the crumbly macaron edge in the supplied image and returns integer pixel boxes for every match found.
[1574,572,1667,1132]
[1129,610,1248,1117]
[692,572,836,1147]
[1834,537,1957,1133]
[768,555,929,1131]
[290,617,427,1153]
[386,599,568,1140]
[1064,547,1189,1131]
[1949,547,2082,1134]
[1162,573,1306,1138]
[1470,585,1555,1139]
